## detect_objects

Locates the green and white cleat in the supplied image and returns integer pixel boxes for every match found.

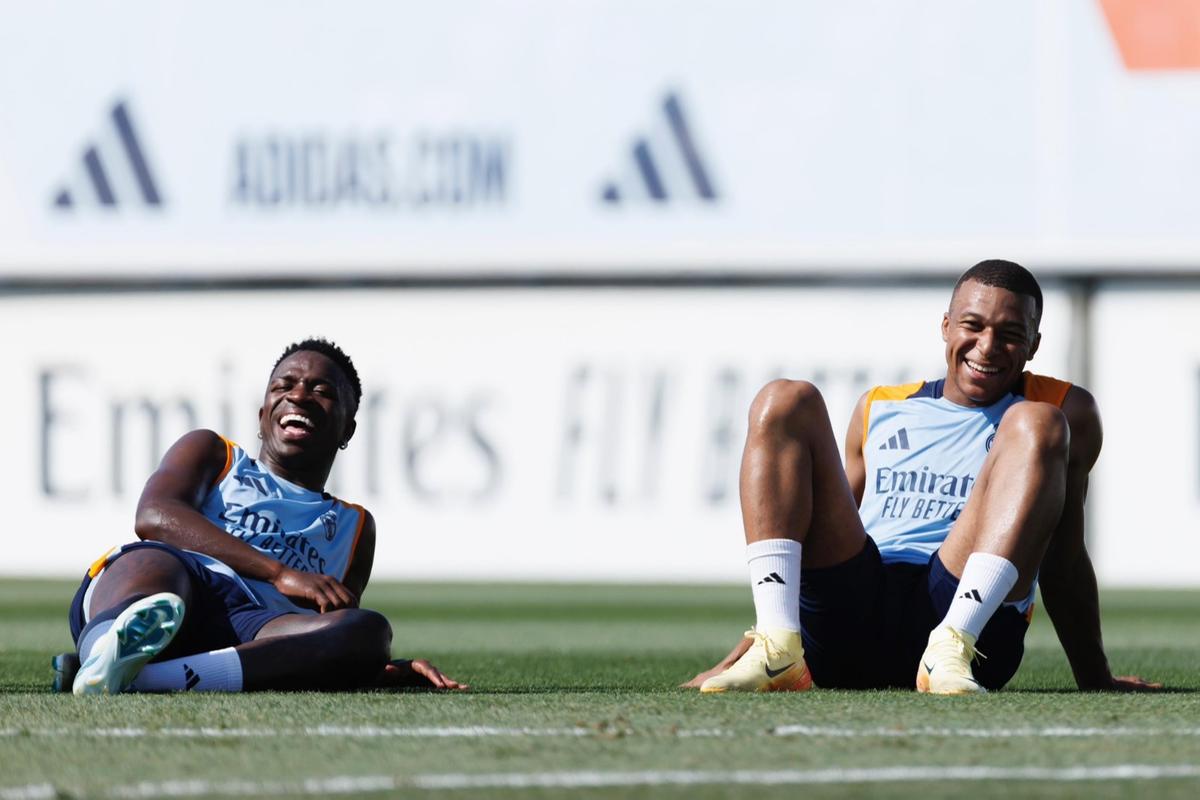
[700,629,813,693]
[916,625,986,695]
[73,592,185,696]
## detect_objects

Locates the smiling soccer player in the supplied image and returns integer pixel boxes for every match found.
[685,260,1159,695]
[60,338,466,694]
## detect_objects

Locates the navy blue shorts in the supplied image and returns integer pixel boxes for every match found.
[69,541,289,661]
[799,537,1029,690]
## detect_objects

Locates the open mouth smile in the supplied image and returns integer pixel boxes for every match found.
[278,412,318,441]
[965,359,1002,378]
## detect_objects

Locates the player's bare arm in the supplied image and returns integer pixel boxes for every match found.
[1038,386,1160,691]
[135,429,356,612]
[844,390,870,506]
[340,511,376,602]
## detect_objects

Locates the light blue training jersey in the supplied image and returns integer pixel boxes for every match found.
[192,437,368,615]
[858,372,1071,566]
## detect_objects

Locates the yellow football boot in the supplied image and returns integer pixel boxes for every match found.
[916,625,986,695]
[700,629,813,693]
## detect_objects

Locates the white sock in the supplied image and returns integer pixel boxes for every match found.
[940,552,1019,639]
[77,620,114,664]
[129,647,244,693]
[747,538,802,632]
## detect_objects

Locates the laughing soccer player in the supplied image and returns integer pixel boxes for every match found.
[685,260,1159,694]
[60,338,466,694]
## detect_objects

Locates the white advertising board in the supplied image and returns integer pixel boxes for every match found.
[2,1,1200,277]
[1,287,1076,581]
[1088,286,1200,587]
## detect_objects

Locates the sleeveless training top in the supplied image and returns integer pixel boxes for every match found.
[859,372,1071,566]
[190,437,367,615]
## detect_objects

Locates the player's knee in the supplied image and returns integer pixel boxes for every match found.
[998,402,1069,459]
[90,547,193,614]
[748,379,826,436]
[337,608,393,665]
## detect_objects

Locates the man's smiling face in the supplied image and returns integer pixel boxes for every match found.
[257,350,356,468]
[941,279,1041,407]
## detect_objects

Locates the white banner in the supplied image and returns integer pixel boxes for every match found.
[3,287,1083,581]
[2,1,1200,276]
[1089,286,1200,587]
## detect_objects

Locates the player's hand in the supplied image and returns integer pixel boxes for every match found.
[1110,675,1163,691]
[272,567,358,612]
[680,663,729,689]
[680,636,754,689]
[376,658,469,691]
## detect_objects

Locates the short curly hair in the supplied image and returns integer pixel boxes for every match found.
[272,338,362,411]
[952,259,1043,325]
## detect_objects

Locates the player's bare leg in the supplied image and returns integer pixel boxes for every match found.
[132,609,463,691]
[698,380,867,693]
[918,401,1069,694]
[85,547,195,613]
[71,548,195,694]
[740,381,870,565]
[237,610,392,690]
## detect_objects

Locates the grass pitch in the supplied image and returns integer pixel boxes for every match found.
[0,580,1198,799]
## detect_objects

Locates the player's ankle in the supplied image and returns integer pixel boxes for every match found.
[747,539,802,631]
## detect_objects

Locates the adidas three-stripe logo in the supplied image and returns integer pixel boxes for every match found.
[757,572,786,585]
[959,588,982,603]
[52,100,163,211]
[879,428,911,451]
[600,91,717,205]
[182,663,200,691]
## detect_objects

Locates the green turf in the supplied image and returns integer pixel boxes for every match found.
[0,580,1198,799]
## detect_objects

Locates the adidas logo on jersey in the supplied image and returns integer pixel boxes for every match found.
[756,572,786,585]
[51,99,164,211]
[879,428,911,451]
[599,91,718,206]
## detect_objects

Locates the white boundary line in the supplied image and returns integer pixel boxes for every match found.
[772,724,1200,738]
[0,786,56,800]
[0,725,590,740]
[411,765,1200,790]
[4,724,1200,740]
[4,765,1196,798]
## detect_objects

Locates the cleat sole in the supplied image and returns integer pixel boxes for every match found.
[73,593,185,696]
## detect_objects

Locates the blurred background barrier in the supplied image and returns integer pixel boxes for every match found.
[1,1,1197,584]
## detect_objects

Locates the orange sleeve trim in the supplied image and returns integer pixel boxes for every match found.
[211,436,236,487]
[861,381,925,454]
[1022,372,1072,407]
[1024,603,1036,625]
[339,501,369,582]
[87,546,119,578]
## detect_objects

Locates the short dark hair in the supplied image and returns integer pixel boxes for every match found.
[272,338,362,411]
[952,259,1043,324]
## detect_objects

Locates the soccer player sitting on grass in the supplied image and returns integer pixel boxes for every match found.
[58,338,466,694]
[684,260,1160,695]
